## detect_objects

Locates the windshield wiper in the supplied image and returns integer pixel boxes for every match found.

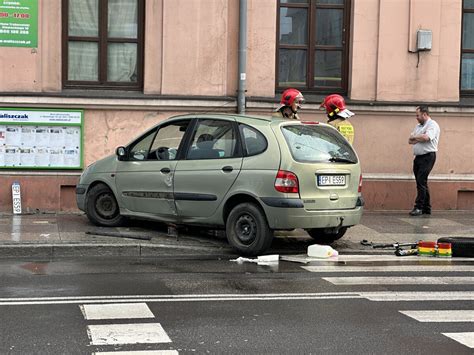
[328,157,356,164]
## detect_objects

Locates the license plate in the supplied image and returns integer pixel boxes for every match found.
[317,175,346,186]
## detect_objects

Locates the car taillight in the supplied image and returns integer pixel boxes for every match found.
[275,170,299,193]
[358,174,363,193]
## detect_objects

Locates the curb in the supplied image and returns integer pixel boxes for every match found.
[0,243,394,259]
[0,242,230,259]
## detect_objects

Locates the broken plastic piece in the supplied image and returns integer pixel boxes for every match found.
[230,257,256,264]
[230,254,279,265]
[257,254,279,265]
[395,248,418,256]
[307,244,338,258]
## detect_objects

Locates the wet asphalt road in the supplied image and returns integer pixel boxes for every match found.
[1,256,473,354]
[1,211,474,353]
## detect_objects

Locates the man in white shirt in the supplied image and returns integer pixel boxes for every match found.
[408,105,440,216]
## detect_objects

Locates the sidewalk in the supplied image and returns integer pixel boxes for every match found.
[0,211,473,258]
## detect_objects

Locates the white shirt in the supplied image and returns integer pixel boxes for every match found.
[412,118,440,156]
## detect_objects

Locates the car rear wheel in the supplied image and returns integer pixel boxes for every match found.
[226,202,273,256]
[306,227,348,244]
[85,184,125,227]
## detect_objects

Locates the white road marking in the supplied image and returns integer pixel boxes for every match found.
[0,293,363,305]
[323,276,474,285]
[94,351,178,355]
[80,303,154,320]
[282,255,417,263]
[1,291,474,305]
[399,310,474,322]
[302,265,474,272]
[361,291,474,301]
[87,323,171,345]
[442,332,474,348]
[281,254,474,263]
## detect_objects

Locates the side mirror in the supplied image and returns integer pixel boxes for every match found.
[115,146,126,160]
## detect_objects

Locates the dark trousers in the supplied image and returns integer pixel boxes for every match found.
[413,152,436,212]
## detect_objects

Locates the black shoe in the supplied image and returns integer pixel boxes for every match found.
[422,210,431,215]
[409,208,423,216]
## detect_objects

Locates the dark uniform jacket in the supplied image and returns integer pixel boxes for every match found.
[272,109,300,120]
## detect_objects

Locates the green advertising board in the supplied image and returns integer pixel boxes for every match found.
[0,108,84,170]
[0,0,37,48]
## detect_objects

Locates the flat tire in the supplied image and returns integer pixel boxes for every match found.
[85,184,124,227]
[226,202,273,256]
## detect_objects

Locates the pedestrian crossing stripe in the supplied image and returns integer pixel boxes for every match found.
[399,313,474,349]
[361,291,474,301]
[399,310,474,322]
[87,323,172,345]
[80,302,155,320]
[94,352,179,355]
[81,304,175,351]
[302,265,474,272]
[322,276,474,285]
[282,254,474,263]
[442,333,474,348]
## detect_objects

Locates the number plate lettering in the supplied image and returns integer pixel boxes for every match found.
[317,175,346,186]
[11,182,22,214]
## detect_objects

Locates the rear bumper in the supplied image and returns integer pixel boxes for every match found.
[262,204,363,230]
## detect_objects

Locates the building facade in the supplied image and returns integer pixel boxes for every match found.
[0,0,473,213]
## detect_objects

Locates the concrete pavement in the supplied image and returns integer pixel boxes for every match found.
[0,211,473,258]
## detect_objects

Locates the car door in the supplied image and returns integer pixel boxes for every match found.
[174,118,243,219]
[115,119,191,218]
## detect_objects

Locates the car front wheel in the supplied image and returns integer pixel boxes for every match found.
[306,227,348,244]
[226,202,273,256]
[85,184,125,227]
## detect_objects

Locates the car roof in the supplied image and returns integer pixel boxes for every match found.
[169,113,272,122]
[166,113,330,128]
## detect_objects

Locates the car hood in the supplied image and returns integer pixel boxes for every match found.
[87,154,118,175]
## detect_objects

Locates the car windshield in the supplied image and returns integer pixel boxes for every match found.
[281,124,358,164]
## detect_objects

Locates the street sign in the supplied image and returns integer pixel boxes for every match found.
[11,181,21,214]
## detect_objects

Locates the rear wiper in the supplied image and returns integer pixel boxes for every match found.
[328,157,356,164]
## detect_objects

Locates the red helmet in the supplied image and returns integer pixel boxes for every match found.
[277,88,304,111]
[320,94,354,119]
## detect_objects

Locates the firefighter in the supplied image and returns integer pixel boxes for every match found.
[273,88,305,120]
[320,94,355,145]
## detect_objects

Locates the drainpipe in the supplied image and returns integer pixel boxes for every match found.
[237,0,247,114]
[374,0,382,102]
